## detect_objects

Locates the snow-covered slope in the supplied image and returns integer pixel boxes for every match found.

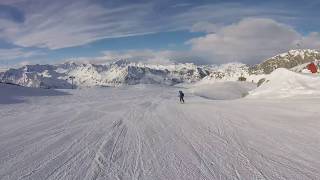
[1,85,320,179]
[248,68,320,98]
[250,49,320,74]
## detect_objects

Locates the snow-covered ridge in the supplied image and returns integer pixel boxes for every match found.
[276,49,319,59]
[250,49,320,74]
[0,60,248,89]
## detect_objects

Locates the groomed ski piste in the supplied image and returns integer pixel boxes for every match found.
[1,69,320,180]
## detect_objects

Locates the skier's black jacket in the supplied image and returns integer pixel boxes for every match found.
[179,91,184,98]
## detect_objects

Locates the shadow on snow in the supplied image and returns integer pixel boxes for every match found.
[0,83,70,104]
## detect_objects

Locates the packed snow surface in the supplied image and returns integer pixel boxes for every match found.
[248,68,320,98]
[1,84,320,179]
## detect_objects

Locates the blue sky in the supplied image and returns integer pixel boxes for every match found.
[0,0,320,67]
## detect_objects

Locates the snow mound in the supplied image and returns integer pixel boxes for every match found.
[190,81,256,100]
[248,68,320,98]
[0,83,69,104]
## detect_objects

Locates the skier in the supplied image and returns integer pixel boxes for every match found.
[179,90,185,103]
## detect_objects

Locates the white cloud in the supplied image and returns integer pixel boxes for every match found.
[300,32,320,49]
[188,18,320,64]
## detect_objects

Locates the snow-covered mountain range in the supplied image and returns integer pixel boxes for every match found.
[1,49,319,89]
[0,60,222,88]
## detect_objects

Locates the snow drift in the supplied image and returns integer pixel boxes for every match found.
[248,68,320,98]
[190,81,256,100]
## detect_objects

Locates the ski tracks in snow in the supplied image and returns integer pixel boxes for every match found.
[1,87,320,179]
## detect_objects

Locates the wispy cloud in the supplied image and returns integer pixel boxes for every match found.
[170,3,193,8]
[0,48,44,61]
[0,4,25,23]
[2,1,156,49]
[0,0,296,50]
[191,22,221,33]
[1,0,320,66]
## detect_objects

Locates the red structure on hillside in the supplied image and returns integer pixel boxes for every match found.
[307,62,318,73]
